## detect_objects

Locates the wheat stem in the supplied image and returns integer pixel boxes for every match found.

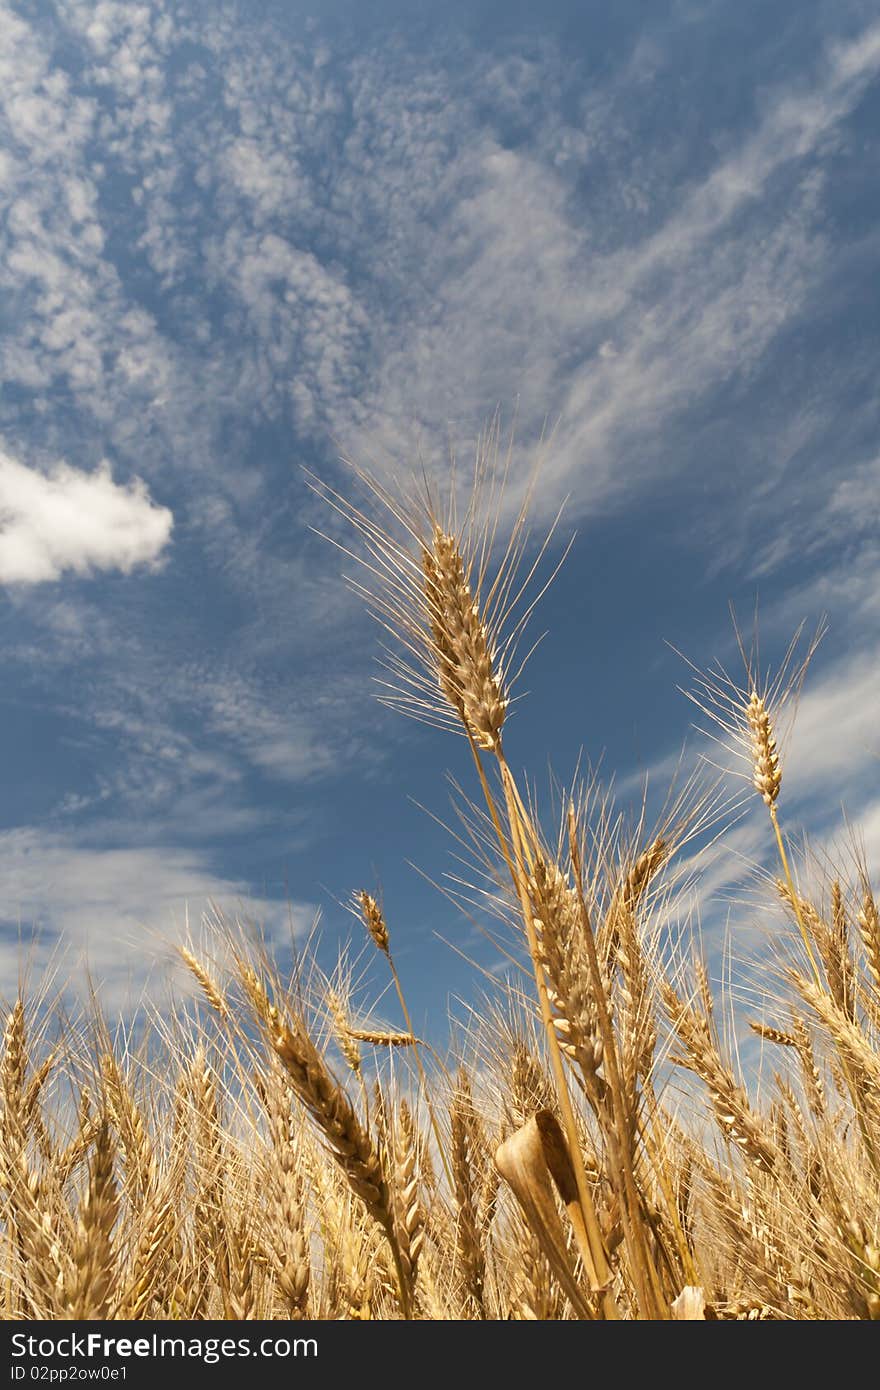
[770,805,822,988]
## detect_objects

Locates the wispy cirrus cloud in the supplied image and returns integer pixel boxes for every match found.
[332,21,880,520]
[0,826,314,1012]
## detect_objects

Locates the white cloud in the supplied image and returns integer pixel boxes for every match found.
[197,667,380,784]
[212,228,369,427]
[785,650,880,805]
[827,454,880,529]
[0,827,313,1011]
[5,3,878,545]
[0,449,172,584]
[265,20,880,530]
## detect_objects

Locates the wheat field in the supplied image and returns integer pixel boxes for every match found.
[2,447,879,1321]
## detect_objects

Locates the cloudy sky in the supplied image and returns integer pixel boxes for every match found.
[1,0,878,1033]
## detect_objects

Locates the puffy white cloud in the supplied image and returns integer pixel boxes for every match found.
[0,449,172,584]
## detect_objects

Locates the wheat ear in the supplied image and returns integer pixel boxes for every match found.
[421,525,507,751]
[662,979,780,1173]
[62,1119,119,1319]
[356,891,453,1191]
[393,1099,426,1293]
[262,1062,310,1317]
[240,967,413,1317]
[450,1074,487,1317]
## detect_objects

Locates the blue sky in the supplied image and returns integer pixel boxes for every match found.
[1,0,879,1040]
